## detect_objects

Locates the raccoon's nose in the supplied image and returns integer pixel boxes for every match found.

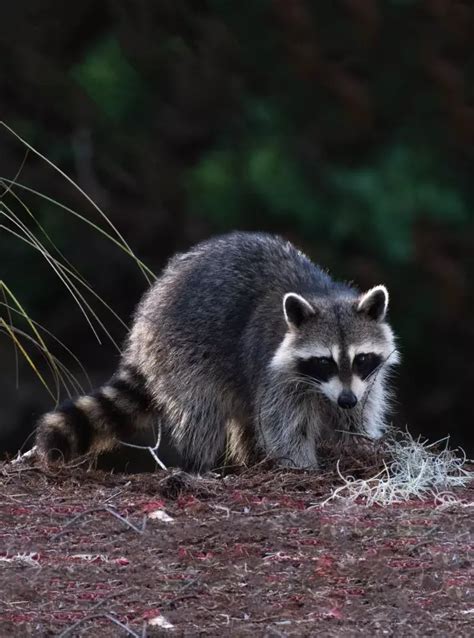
[338,390,358,410]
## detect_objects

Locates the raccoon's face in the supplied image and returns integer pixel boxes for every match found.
[271,286,399,411]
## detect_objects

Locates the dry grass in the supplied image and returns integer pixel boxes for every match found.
[321,429,472,507]
[0,121,152,411]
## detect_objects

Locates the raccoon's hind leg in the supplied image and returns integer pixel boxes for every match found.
[165,388,233,473]
[35,365,154,464]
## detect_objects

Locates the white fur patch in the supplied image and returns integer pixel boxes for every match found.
[76,395,102,422]
[362,375,387,438]
[331,344,340,365]
[102,385,136,412]
[101,386,120,401]
[42,412,67,429]
[270,333,297,370]
[348,341,391,363]
[320,377,343,403]
[270,334,333,371]
[380,324,401,365]
[295,345,334,360]
[350,375,366,401]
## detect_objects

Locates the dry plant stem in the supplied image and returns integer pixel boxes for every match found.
[119,422,168,471]
[0,121,153,286]
[119,440,168,471]
[10,446,37,465]
[0,148,29,200]
[55,590,128,637]
[0,124,157,417]
[58,612,142,638]
[52,505,147,539]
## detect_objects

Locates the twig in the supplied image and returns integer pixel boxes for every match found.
[58,611,141,638]
[119,418,168,470]
[10,446,37,465]
[104,613,142,637]
[103,505,147,534]
[52,505,146,539]
[102,483,131,505]
[120,439,168,471]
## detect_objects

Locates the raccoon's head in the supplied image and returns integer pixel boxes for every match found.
[271,285,399,417]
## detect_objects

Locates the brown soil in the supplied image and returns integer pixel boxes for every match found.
[0,454,472,637]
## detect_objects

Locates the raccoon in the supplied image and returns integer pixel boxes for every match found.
[36,232,399,471]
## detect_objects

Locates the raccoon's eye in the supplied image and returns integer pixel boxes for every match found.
[297,356,338,382]
[317,357,332,366]
[353,353,382,379]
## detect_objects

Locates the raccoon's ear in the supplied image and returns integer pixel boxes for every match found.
[283,293,315,329]
[356,285,389,322]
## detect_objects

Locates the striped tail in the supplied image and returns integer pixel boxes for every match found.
[35,365,153,463]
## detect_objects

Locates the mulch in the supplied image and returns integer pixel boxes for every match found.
[0,452,472,637]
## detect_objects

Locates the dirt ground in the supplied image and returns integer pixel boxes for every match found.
[0,453,472,637]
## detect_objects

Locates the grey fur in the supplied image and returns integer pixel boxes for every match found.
[36,232,399,471]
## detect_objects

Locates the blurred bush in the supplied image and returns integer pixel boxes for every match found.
[189,137,469,261]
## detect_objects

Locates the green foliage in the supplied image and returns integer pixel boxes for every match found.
[186,151,244,227]
[72,36,142,122]
[247,143,316,221]
[327,145,468,260]
[188,137,468,262]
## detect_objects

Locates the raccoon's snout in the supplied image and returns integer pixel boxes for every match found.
[337,390,358,410]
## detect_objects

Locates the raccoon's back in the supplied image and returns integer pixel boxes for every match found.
[128,232,347,380]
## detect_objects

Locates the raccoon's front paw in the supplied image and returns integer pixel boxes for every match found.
[36,413,77,464]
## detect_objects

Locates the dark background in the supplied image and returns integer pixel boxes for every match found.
[1,0,473,457]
